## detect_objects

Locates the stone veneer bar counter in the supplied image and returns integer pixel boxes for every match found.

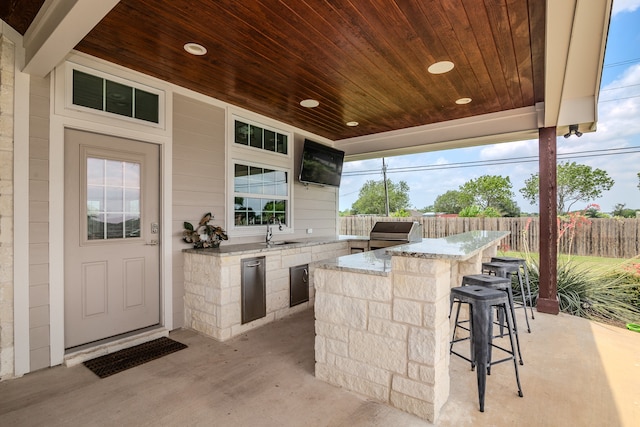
[182,237,367,341]
[313,230,509,423]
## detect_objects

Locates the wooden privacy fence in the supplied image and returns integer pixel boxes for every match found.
[340,216,640,259]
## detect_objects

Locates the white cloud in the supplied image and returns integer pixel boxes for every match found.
[612,0,640,16]
[479,139,538,160]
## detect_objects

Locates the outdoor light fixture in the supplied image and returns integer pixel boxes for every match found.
[184,43,207,56]
[564,124,583,138]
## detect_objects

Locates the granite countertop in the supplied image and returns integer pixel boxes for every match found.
[387,230,509,260]
[314,249,393,276]
[183,235,369,256]
[316,230,509,275]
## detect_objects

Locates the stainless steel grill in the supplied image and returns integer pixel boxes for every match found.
[369,221,422,250]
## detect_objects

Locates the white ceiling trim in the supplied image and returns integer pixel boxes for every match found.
[546,0,612,133]
[22,0,120,76]
[336,106,540,161]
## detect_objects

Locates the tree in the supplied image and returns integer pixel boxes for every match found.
[520,161,615,214]
[612,203,637,218]
[496,198,521,217]
[433,190,471,214]
[351,179,410,215]
[459,175,517,211]
[458,205,501,218]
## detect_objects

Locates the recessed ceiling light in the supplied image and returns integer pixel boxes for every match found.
[184,43,207,56]
[346,121,359,127]
[300,99,320,108]
[428,61,454,74]
[455,97,472,105]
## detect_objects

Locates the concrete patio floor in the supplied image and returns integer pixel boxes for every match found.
[1,308,638,426]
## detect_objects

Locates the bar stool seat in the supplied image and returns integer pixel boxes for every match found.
[449,285,524,412]
[482,261,533,333]
[491,256,535,321]
[461,274,523,365]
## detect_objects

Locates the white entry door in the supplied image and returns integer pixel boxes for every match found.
[64,129,160,349]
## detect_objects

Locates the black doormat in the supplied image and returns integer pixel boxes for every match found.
[83,337,187,378]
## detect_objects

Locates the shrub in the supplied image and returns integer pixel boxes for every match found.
[523,257,640,325]
[459,205,501,218]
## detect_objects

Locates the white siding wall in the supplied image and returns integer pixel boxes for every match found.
[0,35,15,378]
[171,94,226,328]
[292,180,339,236]
[28,75,50,371]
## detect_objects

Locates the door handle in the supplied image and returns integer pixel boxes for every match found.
[245,262,262,267]
[145,240,159,246]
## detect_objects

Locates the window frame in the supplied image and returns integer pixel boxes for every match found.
[65,63,165,129]
[79,145,147,247]
[232,161,290,227]
[227,115,294,237]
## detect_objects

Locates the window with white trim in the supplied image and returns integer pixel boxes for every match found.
[229,116,292,233]
[66,64,164,128]
[233,163,288,227]
[234,120,288,154]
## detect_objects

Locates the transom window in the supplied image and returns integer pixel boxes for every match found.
[86,157,141,239]
[234,120,288,155]
[72,69,160,124]
[233,164,288,227]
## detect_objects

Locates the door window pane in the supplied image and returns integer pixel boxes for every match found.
[87,157,105,185]
[88,213,105,240]
[106,160,124,187]
[125,214,141,237]
[87,157,141,240]
[106,187,124,212]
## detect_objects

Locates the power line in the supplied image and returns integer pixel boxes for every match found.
[604,58,640,68]
[599,95,640,103]
[600,83,640,92]
[342,146,640,177]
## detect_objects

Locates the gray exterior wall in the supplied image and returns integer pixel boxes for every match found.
[290,136,340,238]
[0,34,15,378]
[28,75,50,371]
[0,53,340,374]
[172,94,226,328]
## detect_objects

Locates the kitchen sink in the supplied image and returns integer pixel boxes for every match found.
[267,241,299,246]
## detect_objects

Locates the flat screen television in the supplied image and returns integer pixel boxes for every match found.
[298,139,345,187]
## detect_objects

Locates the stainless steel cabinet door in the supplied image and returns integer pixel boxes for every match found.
[290,264,309,307]
[241,257,266,324]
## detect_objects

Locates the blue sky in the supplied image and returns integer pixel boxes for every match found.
[340,0,640,214]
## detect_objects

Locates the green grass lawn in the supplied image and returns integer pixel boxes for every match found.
[499,250,640,327]
[499,250,630,271]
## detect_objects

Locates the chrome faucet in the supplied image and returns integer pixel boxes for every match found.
[266,222,273,243]
[265,217,283,244]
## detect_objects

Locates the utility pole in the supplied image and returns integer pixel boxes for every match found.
[382,157,390,216]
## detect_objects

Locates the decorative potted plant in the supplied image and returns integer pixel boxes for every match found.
[182,212,228,249]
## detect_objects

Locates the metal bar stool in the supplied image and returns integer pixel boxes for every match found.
[461,274,524,366]
[449,285,524,412]
[491,256,535,321]
[482,261,532,333]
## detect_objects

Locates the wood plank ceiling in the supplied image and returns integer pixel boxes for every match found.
[2,0,545,141]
